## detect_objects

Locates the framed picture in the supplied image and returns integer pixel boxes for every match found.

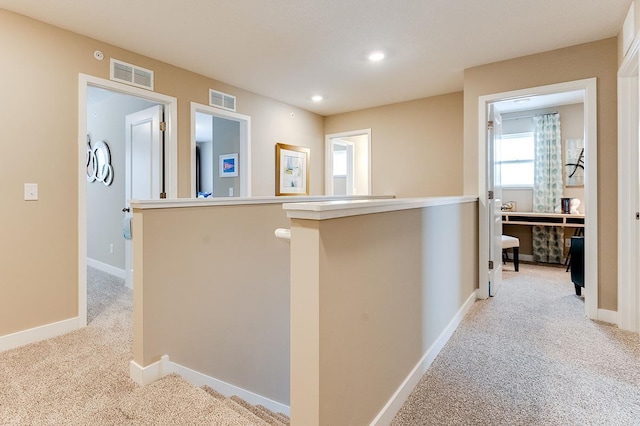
[219,153,238,177]
[276,143,309,196]
[565,139,584,187]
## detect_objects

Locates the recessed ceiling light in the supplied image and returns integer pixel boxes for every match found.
[312,95,323,102]
[369,51,385,62]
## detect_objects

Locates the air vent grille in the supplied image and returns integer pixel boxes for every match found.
[209,89,236,111]
[110,59,154,90]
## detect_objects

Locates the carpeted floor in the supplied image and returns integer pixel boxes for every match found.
[3,265,639,425]
[392,263,640,425]
[0,267,288,425]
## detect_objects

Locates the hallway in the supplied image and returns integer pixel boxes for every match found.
[392,264,640,425]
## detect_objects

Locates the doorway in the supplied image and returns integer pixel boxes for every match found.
[478,79,598,321]
[325,129,371,195]
[78,74,178,327]
[190,102,251,197]
[86,89,160,291]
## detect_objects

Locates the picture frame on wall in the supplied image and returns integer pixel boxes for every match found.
[219,153,238,177]
[275,143,309,196]
[565,138,584,187]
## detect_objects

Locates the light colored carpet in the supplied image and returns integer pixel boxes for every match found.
[5,265,638,425]
[392,263,640,425]
[0,267,288,425]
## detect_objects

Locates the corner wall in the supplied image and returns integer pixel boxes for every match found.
[324,92,464,197]
[290,200,478,425]
[134,203,291,404]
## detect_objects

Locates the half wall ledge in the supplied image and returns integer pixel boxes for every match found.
[128,194,395,210]
[283,195,479,220]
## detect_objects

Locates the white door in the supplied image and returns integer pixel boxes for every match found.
[488,104,503,296]
[124,105,164,288]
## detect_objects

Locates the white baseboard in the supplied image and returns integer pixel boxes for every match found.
[0,317,79,352]
[87,257,126,280]
[129,354,290,416]
[369,290,477,426]
[519,254,534,262]
[598,309,618,325]
[129,358,165,386]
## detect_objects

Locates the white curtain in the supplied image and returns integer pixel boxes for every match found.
[532,113,564,264]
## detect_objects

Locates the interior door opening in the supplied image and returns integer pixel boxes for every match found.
[331,141,354,195]
[325,129,371,196]
[479,79,598,321]
[86,87,163,293]
[190,103,251,198]
[78,74,177,327]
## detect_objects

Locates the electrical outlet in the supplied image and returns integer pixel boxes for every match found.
[109,243,114,254]
[228,187,233,196]
[565,238,571,248]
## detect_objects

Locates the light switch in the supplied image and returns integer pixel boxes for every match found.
[24,183,38,201]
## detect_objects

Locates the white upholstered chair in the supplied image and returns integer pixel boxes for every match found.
[501,235,520,272]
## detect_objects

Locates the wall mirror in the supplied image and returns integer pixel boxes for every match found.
[87,136,114,186]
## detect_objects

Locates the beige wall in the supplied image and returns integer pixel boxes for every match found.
[135,203,292,404]
[463,38,619,310]
[324,92,464,197]
[290,201,478,425]
[0,9,324,337]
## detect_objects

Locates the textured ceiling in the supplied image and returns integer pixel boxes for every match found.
[0,0,631,115]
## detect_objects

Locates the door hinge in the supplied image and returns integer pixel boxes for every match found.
[160,192,167,199]
[636,212,639,220]
[487,120,494,130]
[488,190,494,200]
[159,122,167,132]
[489,260,494,270]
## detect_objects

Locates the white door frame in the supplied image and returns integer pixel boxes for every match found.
[190,102,252,197]
[78,73,178,327]
[325,129,371,195]
[478,78,598,321]
[618,37,640,333]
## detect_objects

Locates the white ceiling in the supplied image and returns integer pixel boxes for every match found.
[0,0,631,116]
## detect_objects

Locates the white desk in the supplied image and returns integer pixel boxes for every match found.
[502,212,585,228]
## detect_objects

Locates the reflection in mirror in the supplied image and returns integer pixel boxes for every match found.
[195,112,241,197]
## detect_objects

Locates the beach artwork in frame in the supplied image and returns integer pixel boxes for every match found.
[275,143,309,196]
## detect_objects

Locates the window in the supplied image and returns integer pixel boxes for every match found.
[498,132,534,187]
